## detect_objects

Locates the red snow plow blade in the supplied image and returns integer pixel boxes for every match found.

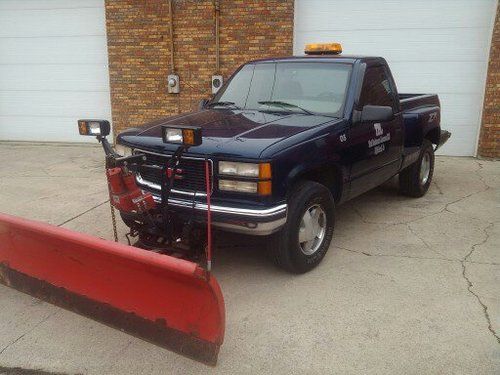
[0,213,225,365]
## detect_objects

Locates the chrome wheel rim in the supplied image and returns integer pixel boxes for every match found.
[420,152,431,185]
[298,204,326,256]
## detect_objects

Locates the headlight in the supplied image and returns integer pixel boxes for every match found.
[219,161,271,178]
[77,119,110,137]
[165,128,183,143]
[218,161,272,195]
[218,179,272,195]
[161,125,202,146]
[114,143,133,157]
[219,180,257,193]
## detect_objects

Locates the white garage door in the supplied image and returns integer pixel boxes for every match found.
[0,0,111,143]
[294,0,497,156]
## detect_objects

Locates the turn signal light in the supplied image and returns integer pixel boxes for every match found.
[78,119,110,137]
[259,163,272,179]
[304,43,342,55]
[162,125,202,147]
[258,181,272,196]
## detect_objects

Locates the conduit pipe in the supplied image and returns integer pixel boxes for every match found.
[169,0,175,73]
[214,0,220,73]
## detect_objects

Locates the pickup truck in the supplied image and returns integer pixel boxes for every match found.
[108,45,450,273]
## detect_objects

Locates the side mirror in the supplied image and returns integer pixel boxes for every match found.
[78,119,110,137]
[360,105,393,122]
[198,98,209,110]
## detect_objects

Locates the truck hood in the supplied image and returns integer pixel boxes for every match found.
[117,109,336,159]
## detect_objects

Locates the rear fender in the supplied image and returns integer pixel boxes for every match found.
[403,106,440,147]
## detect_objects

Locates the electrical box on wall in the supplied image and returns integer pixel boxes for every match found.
[211,75,223,94]
[167,74,180,94]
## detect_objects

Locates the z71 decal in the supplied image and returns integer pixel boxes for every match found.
[428,112,437,123]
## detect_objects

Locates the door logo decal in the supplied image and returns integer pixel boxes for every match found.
[369,123,389,155]
[339,134,347,143]
[368,133,390,148]
[374,144,385,155]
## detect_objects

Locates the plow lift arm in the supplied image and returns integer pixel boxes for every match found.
[0,120,224,365]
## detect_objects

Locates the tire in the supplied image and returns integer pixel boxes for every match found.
[399,139,434,197]
[269,181,335,274]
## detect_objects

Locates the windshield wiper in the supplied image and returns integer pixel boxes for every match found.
[258,101,315,115]
[206,101,240,109]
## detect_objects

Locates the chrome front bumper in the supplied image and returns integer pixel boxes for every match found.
[151,193,287,236]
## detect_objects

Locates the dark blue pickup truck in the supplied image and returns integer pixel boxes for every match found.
[106,46,450,273]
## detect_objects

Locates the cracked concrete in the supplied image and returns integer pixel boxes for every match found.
[0,311,59,357]
[461,223,500,344]
[0,143,499,374]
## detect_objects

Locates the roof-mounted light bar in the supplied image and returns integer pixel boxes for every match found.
[304,43,342,55]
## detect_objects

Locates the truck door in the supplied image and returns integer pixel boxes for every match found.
[348,63,403,198]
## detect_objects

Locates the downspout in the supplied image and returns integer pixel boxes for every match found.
[169,0,175,73]
[214,0,220,74]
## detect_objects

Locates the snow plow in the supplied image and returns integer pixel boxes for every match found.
[0,120,225,365]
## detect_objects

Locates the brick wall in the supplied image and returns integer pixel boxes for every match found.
[478,3,500,158]
[105,0,294,135]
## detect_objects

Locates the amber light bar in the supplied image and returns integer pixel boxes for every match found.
[304,43,342,55]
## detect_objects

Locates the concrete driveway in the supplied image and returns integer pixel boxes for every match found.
[0,142,499,374]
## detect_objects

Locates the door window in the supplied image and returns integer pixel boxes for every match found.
[359,66,396,110]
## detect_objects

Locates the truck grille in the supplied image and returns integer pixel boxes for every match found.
[135,151,213,194]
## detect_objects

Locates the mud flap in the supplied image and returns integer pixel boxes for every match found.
[0,213,225,365]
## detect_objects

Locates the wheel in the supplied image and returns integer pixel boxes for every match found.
[399,139,435,197]
[269,181,335,273]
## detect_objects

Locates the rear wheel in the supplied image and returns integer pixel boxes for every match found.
[269,181,335,273]
[399,139,434,197]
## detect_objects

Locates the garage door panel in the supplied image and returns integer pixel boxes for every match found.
[0,116,95,143]
[0,7,106,38]
[437,131,479,156]
[0,36,108,64]
[389,62,488,94]
[0,0,111,142]
[295,28,491,62]
[295,0,493,32]
[439,93,485,125]
[0,0,103,11]
[0,64,110,92]
[294,0,496,156]
[1,91,111,118]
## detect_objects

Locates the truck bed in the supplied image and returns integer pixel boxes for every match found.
[399,93,439,112]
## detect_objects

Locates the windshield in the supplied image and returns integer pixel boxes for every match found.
[212,61,352,116]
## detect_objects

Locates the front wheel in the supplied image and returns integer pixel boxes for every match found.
[269,181,335,274]
[399,139,435,197]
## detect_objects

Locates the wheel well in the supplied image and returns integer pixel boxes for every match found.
[292,166,342,203]
[424,127,440,145]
